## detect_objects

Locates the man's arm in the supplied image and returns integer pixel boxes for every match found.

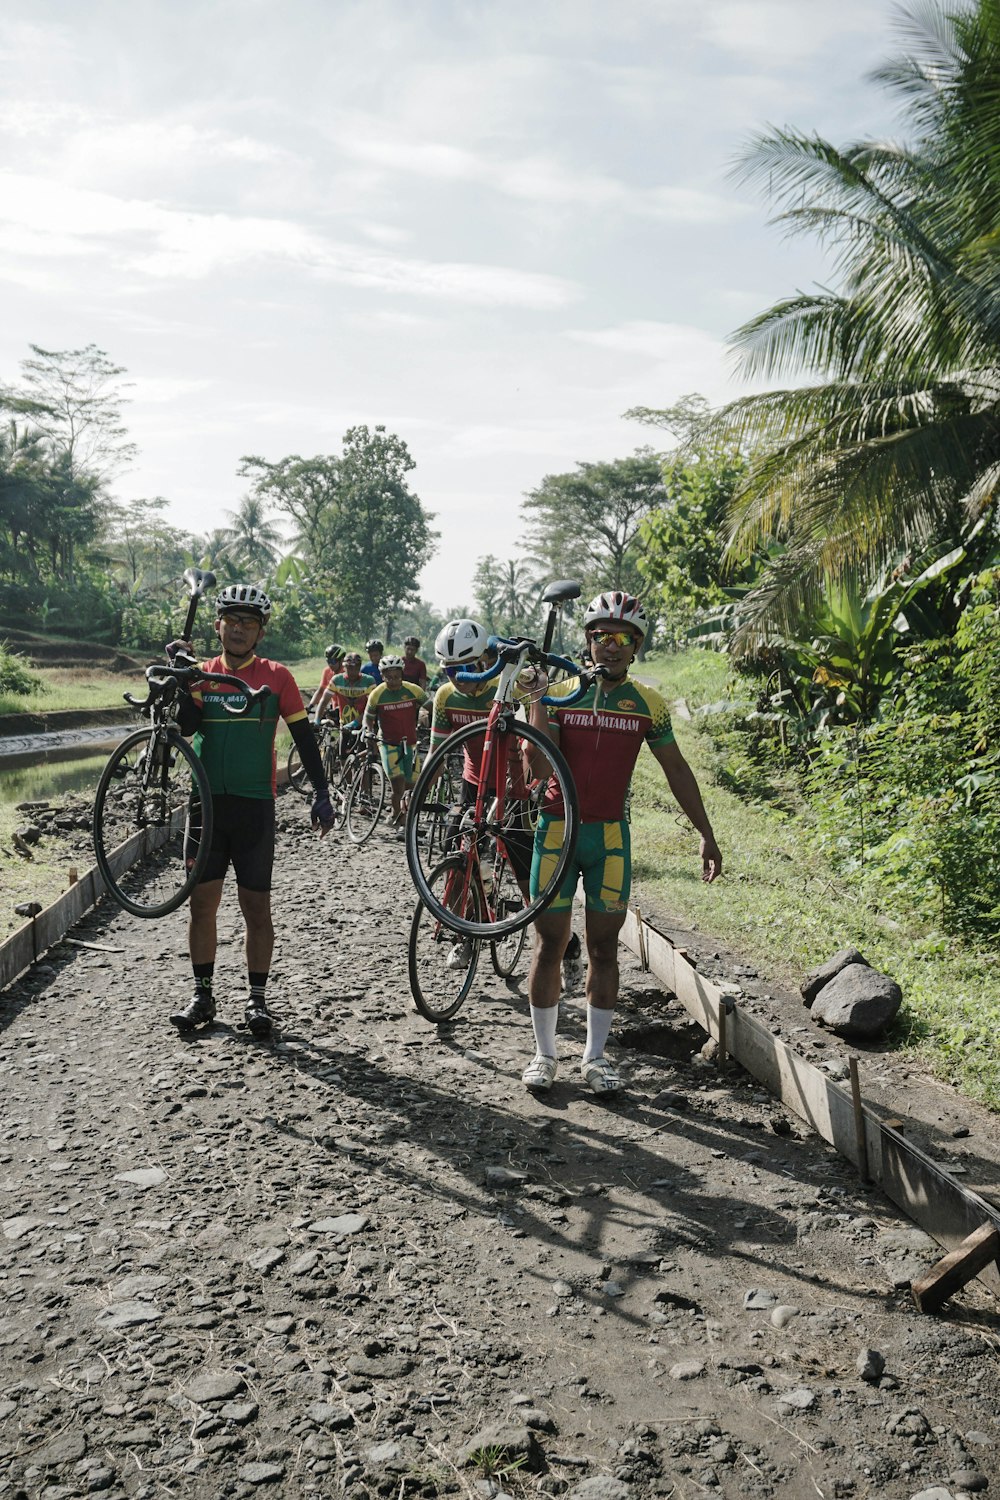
[650,740,722,883]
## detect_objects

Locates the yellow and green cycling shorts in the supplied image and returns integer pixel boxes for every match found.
[379,740,421,786]
[530,816,630,914]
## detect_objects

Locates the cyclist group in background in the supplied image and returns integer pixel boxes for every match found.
[166,581,722,1091]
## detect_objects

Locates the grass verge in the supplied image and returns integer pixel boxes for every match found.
[634,651,1000,1111]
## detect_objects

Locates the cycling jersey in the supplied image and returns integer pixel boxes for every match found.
[431,679,530,792]
[543,674,674,822]
[314,664,336,698]
[191,655,307,799]
[329,672,372,726]
[401,655,428,685]
[364,680,427,744]
[362,662,382,685]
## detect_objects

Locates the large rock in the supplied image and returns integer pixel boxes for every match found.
[811,964,901,1038]
[801,947,868,1005]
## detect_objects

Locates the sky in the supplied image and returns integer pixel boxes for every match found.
[1,0,908,613]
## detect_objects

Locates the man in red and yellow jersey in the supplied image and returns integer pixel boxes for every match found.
[522,590,721,1096]
[167,584,335,1039]
[363,654,428,830]
[307,643,346,717]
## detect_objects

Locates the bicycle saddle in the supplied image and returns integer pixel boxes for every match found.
[541,579,581,604]
[182,566,218,597]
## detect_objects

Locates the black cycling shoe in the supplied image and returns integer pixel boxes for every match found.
[169,994,216,1032]
[564,932,582,962]
[245,999,273,1037]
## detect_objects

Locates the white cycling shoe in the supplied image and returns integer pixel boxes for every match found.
[522,1055,558,1091]
[580,1056,621,1094]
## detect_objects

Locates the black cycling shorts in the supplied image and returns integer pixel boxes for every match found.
[192,794,276,892]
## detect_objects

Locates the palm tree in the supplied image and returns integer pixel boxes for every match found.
[716,0,1000,645]
[219,495,282,577]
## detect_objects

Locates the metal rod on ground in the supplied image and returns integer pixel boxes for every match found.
[635,908,648,972]
[849,1055,870,1182]
[718,995,735,1072]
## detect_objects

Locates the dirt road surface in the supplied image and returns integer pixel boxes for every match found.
[1,792,998,1500]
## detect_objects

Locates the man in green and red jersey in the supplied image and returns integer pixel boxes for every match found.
[363,654,427,829]
[167,584,335,1038]
[523,590,722,1096]
[429,619,541,969]
[431,617,535,885]
[315,650,372,757]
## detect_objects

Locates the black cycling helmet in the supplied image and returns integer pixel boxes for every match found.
[325,642,347,666]
[366,639,383,652]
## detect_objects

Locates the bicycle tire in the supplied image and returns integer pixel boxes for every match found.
[408,856,483,1022]
[405,718,578,939]
[287,740,309,797]
[93,727,213,919]
[412,758,457,862]
[346,756,387,843]
[490,853,529,977]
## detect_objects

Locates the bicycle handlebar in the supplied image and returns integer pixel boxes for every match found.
[125,663,272,718]
[453,635,607,707]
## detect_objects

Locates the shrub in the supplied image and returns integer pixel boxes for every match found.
[0,641,41,697]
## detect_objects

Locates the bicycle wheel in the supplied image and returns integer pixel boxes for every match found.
[405,718,579,939]
[408,857,483,1022]
[287,740,309,797]
[412,759,457,861]
[346,756,387,843]
[93,727,213,919]
[490,852,529,978]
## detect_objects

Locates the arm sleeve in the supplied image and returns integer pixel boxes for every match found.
[288,715,328,790]
[177,694,203,737]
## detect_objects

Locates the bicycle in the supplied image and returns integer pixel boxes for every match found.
[287,715,337,796]
[92,568,271,919]
[407,835,528,1022]
[404,579,602,942]
[345,733,388,843]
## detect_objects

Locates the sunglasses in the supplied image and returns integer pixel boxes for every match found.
[587,630,637,648]
[221,613,262,629]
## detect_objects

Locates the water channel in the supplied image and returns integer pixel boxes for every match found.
[0,727,133,808]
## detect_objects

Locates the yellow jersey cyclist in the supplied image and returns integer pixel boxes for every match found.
[308,643,347,717]
[315,650,374,759]
[523,590,722,1095]
[167,584,337,1038]
[362,654,428,831]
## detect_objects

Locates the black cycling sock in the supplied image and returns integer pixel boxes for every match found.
[248,971,268,1005]
[192,963,214,995]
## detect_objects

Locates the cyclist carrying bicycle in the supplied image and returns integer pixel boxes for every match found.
[522,590,722,1094]
[167,584,336,1037]
[363,653,427,830]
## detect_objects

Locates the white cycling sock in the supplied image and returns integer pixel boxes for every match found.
[529,1005,559,1060]
[583,1005,614,1064]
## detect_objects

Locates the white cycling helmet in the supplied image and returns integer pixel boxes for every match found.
[216,583,272,621]
[583,590,648,640]
[381,654,405,671]
[435,618,489,665]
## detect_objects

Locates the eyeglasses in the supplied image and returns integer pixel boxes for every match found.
[587,630,637,648]
[221,613,262,629]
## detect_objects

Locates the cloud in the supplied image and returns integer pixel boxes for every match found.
[0,170,578,307]
[330,116,738,223]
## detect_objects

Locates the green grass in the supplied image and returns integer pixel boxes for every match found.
[0,667,143,716]
[633,650,1000,1110]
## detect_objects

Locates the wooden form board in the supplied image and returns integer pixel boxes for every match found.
[621,909,1000,1299]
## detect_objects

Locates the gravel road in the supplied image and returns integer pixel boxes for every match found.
[1,790,998,1500]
